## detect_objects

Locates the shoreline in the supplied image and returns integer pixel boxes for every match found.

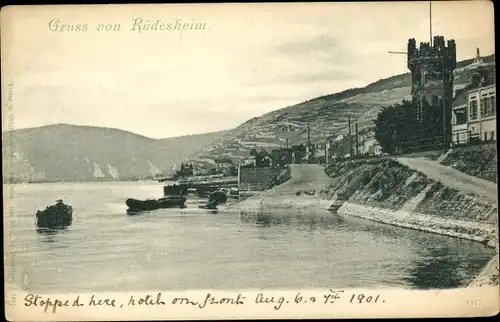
[230,195,499,288]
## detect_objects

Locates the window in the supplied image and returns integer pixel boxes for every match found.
[480,98,487,116]
[469,100,478,120]
[454,108,467,125]
[491,131,495,141]
[492,96,496,115]
[484,132,488,141]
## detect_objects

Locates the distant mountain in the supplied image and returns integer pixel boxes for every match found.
[191,54,495,163]
[4,54,494,183]
[2,124,224,183]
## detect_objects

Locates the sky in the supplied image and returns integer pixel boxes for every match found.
[2,2,495,139]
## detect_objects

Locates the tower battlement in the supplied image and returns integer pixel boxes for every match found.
[406,35,457,149]
[407,36,457,70]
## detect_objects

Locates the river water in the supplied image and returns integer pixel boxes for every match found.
[4,182,495,293]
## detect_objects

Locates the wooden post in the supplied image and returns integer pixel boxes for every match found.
[324,137,328,165]
[348,115,352,161]
[429,1,432,46]
[237,163,241,201]
[355,122,359,157]
[307,123,311,164]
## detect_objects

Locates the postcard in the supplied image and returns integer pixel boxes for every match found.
[2,1,498,320]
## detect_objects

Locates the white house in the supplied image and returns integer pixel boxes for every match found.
[468,84,496,142]
[214,158,234,169]
[452,83,496,145]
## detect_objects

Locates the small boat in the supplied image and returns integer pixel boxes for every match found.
[36,200,73,228]
[209,189,228,204]
[219,187,239,199]
[126,195,187,211]
[197,188,229,210]
[163,183,188,196]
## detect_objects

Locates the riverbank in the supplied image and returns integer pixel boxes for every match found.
[337,202,497,248]
[233,164,334,213]
[469,255,499,288]
[230,157,498,287]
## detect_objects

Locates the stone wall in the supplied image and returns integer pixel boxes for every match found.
[326,158,497,223]
[239,166,290,193]
[415,182,497,223]
[440,143,497,183]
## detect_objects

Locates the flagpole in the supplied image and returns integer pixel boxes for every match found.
[429,1,432,46]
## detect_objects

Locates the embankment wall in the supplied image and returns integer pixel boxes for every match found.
[326,158,497,225]
[440,143,497,183]
[239,166,291,195]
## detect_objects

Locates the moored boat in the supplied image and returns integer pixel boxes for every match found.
[209,189,228,204]
[126,195,188,211]
[197,187,229,210]
[163,183,188,196]
[36,200,73,229]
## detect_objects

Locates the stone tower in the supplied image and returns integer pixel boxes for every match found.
[407,35,457,147]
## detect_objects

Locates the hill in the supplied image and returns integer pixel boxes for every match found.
[192,54,495,163]
[3,55,495,182]
[2,124,224,183]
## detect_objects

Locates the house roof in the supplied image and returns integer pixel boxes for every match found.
[214,158,233,164]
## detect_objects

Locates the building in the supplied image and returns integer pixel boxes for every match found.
[214,158,234,169]
[451,67,496,145]
[268,144,308,166]
[451,89,469,145]
[249,149,273,167]
[290,144,306,164]
[304,140,329,164]
[361,138,382,156]
[467,84,496,142]
[271,148,293,166]
[407,36,457,147]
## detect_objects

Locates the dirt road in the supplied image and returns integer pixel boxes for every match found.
[268,164,333,196]
[396,157,498,203]
[234,164,334,211]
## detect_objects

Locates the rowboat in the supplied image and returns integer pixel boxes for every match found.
[125,195,187,211]
[36,200,73,228]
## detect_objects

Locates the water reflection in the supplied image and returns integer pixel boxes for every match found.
[126,209,145,216]
[36,227,68,236]
[36,227,69,244]
[239,210,495,289]
[404,243,493,289]
[240,211,345,229]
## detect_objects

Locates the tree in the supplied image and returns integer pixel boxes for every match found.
[374,100,414,154]
[374,98,443,154]
[174,162,194,178]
